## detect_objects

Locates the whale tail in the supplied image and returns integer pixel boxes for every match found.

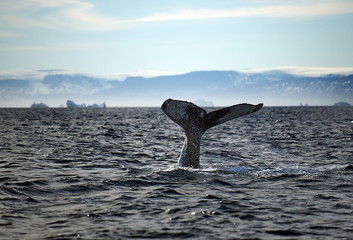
[161,99,263,168]
[161,99,263,132]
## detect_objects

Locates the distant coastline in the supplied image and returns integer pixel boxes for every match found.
[2,70,352,107]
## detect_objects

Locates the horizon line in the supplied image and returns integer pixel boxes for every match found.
[2,104,352,109]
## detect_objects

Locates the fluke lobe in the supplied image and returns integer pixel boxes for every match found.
[161,99,263,168]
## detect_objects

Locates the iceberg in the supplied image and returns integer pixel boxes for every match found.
[66,100,106,108]
[31,102,49,108]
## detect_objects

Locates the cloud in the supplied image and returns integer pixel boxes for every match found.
[0,0,129,31]
[53,0,128,30]
[0,69,74,80]
[0,30,21,38]
[133,1,353,22]
[240,66,353,77]
[1,0,353,32]
[110,70,185,81]
[0,42,105,52]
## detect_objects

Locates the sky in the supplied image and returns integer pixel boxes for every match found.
[1,0,353,76]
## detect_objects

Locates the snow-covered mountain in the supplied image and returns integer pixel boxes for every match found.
[1,70,352,107]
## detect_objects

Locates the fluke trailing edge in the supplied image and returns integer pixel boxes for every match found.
[161,99,263,168]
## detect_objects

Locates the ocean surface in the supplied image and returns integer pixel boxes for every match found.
[1,106,353,239]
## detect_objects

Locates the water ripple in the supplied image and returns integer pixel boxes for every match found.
[0,107,353,239]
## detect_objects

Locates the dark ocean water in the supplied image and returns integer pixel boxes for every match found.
[1,106,353,239]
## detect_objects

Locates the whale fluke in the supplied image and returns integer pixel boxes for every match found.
[161,99,263,168]
[205,103,263,130]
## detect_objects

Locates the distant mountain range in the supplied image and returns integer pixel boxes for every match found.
[1,70,352,107]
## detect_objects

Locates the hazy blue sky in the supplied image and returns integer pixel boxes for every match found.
[1,0,353,76]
